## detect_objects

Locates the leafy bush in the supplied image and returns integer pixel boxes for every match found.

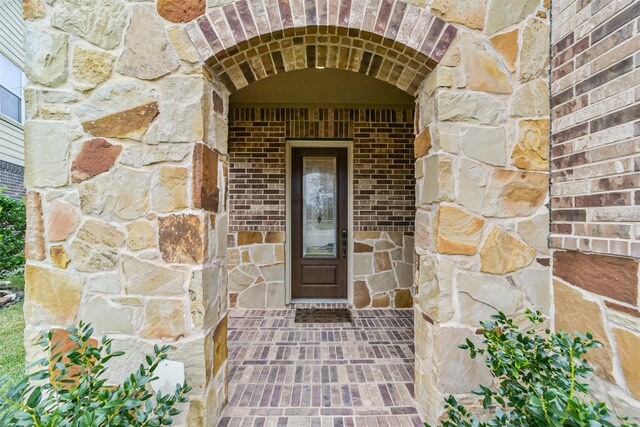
[433,311,638,427]
[0,322,190,426]
[0,190,26,276]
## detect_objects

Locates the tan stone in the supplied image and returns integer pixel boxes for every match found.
[510,79,550,117]
[24,28,68,87]
[23,0,45,19]
[554,281,615,383]
[461,32,512,94]
[25,192,45,261]
[480,227,536,274]
[512,268,551,314]
[482,170,548,217]
[355,242,374,252]
[71,219,125,272]
[79,166,151,221]
[167,25,200,63]
[24,121,70,188]
[24,265,83,325]
[414,209,431,250]
[374,252,392,272]
[51,0,127,50]
[512,119,550,171]
[490,29,519,73]
[189,267,220,329]
[435,205,484,255]
[436,91,507,126]
[613,328,640,400]
[266,232,285,244]
[458,159,487,214]
[372,293,390,308]
[213,316,228,375]
[158,76,206,143]
[431,0,485,30]
[395,289,413,308]
[117,5,180,80]
[76,79,158,141]
[353,281,371,308]
[421,155,454,204]
[159,214,205,264]
[460,126,507,166]
[417,255,454,322]
[414,126,431,158]
[50,246,71,269]
[141,299,185,341]
[250,245,275,265]
[71,138,122,183]
[237,231,263,246]
[80,296,140,335]
[517,212,550,254]
[367,271,398,293]
[485,0,538,35]
[151,167,188,213]
[457,271,523,325]
[238,284,266,308]
[126,221,155,251]
[519,19,550,83]
[72,46,115,92]
[123,255,184,296]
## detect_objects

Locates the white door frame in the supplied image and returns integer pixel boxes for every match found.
[285,140,354,304]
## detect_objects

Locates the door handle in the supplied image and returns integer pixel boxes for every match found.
[341,228,348,238]
[341,229,348,259]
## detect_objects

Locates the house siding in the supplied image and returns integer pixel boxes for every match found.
[0,0,25,177]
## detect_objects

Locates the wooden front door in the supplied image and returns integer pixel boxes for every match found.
[291,147,348,299]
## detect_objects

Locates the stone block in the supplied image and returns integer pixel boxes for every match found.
[71,138,122,183]
[512,268,551,315]
[159,214,206,264]
[50,246,71,269]
[485,0,538,35]
[435,205,484,255]
[457,271,523,325]
[480,226,536,274]
[193,143,220,212]
[421,155,455,204]
[126,221,155,251]
[395,289,413,308]
[414,126,432,158]
[151,166,189,213]
[490,29,519,73]
[510,79,550,117]
[238,284,265,308]
[553,251,638,305]
[24,28,68,87]
[24,121,70,188]
[613,328,640,400]
[512,119,550,171]
[123,255,185,296]
[25,192,45,261]
[141,299,186,341]
[353,281,371,308]
[117,5,180,80]
[482,169,548,217]
[460,126,507,166]
[431,0,485,29]
[554,281,615,383]
[519,18,550,83]
[157,76,205,142]
[458,159,487,214]
[461,32,512,94]
[189,267,220,329]
[79,296,140,334]
[416,255,454,322]
[72,46,115,92]
[24,265,83,326]
[71,219,125,272]
[213,316,228,376]
[158,0,205,22]
[517,211,550,254]
[436,91,507,125]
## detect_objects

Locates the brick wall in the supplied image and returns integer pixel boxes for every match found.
[551,0,640,418]
[228,107,415,231]
[0,160,25,198]
[227,106,415,308]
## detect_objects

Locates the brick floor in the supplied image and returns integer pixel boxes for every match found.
[218,304,422,427]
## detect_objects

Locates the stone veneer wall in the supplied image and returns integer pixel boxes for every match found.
[226,106,415,308]
[550,0,640,420]
[412,0,552,423]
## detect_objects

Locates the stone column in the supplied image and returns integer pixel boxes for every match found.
[412,0,551,423]
[22,1,229,425]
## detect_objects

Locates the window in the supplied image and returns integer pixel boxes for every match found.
[0,54,26,124]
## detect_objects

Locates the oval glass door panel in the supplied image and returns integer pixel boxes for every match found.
[302,157,337,258]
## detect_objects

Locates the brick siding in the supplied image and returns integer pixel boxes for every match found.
[228,106,415,232]
[0,160,25,198]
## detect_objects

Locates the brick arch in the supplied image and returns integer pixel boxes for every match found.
[184,0,457,94]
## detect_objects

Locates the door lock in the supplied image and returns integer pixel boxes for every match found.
[341,228,348,238]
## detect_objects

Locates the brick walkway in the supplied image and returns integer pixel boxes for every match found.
[218,305,422,427]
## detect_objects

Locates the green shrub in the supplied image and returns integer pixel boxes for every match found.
[432,310,638,427]
[0,190,26,276]
[0,322,190,426]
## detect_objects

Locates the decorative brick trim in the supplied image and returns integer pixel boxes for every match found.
[187,0,456,94]
[228,106,414,232]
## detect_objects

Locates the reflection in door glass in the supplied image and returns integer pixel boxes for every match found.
[302,157,337,257]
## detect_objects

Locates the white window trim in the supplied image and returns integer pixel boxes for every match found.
[0,52,26,125]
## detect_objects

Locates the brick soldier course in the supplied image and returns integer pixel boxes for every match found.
[20,0,640,426]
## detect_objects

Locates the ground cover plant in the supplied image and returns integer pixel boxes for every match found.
[433,310,638,427]
[0,322,190,426]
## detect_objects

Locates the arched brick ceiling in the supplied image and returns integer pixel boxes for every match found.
[184,0,457,94]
